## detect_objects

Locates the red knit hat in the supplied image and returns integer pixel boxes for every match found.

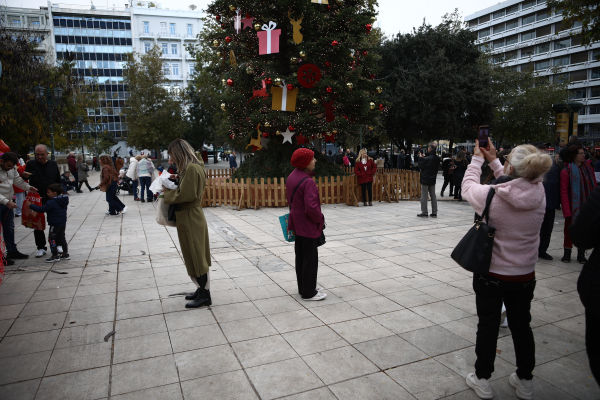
[291,148,314,170]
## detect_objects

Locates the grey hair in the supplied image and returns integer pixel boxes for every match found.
[428,142,437,152]
[35,144,48,153]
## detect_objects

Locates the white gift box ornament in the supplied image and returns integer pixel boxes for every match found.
[234,10,242,34]
[311,0,329,4]
[257,21,281,55]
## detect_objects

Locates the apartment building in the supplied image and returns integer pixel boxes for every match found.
[465,0,600,143]
[0,5,54,63]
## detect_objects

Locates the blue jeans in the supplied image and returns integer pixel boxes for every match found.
[106,182,125,215]
[0,203,16,253]
[132,179,139,198]
[139,176,152,200]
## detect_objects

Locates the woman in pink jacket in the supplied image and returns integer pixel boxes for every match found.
[286,148,326,301]
[560,145,597,264]
[461,140,552,400]
[354,150,377,206]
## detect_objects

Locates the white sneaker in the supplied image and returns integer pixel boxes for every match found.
[509,372,533,399]
[466,373,493,399]
[35,249,47,258]
[121,206,127,214]
[105,211,110,215]
[316,286,324,291]
[57,246,63,254]
[303,292,327,301]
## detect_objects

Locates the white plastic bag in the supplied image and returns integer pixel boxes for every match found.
[149,170,177,194]
[156,195,176,227]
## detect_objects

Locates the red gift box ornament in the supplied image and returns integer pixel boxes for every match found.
[258,21,281,55]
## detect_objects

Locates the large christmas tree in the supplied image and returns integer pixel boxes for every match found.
[199,0,384,177]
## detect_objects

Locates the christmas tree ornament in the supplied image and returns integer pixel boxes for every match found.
[227,78,234,86]
[370,73,376,80]
[216,15,221,21]
[311,98,319,104]
[346,82,353,90]
[370,102,375,110]
[376,86,383,93]
[332,129,338,134]
[276,130,281,135]
[230,133,235,139]
[290,57,298,64]
[367,126,374,131]
[246,66,254,75]
[323,99,335,122]
[325,61,331,67]
[299,50,306,58]
[221,103,227,110]
[213,39,219,47]
[274,78,282,86]
[230,50,237,67]
[288,13,304,44]
[254,23,261,31]
[311,134,316,140]
[242,14,255,30]
[281,127,295,144]
[286,83,294,91]
[316,133,323,139]
[332,40,339,47]
[234,9,242,33]
[366,24,372,33]
[246,124,263,151]
[362,50,368,56]
[252,80,268,99]
[221,24,226,30]
[327,5,331,10]
[265,77,273,85]
[272,84,299,111]
[326,86,333,93]
[229,5,236,11]
[217,51,223,57]
[262,132,269,138]
[336,0,344,4]
[289,125,295,131]
[296,133,308,145]
[311,0,329,3]
[379,103,384,111]
[264,121,271,127]
[258,21,281,55]
[297,64,322,89]
[325,134,335,143]
[225,36,233,43]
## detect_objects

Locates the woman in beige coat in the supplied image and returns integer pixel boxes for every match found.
[163,139,212,308]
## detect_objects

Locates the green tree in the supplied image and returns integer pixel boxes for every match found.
[547,0,600,46]
[123,46,185,162]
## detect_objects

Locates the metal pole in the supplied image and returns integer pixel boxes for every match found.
[48,90,56,161]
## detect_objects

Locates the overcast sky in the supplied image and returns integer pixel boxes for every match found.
[7,0,496,35]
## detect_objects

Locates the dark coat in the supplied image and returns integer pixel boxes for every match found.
[442,158,452,178]
[67,155,78,173]
[346,152,356,167]
[543,160,561,210]
[229,154,237,168]
[404,154,412,170]
[29,194,69,226]
[418,152,441,186]
[286,168,324,238]
[397,153,405,169]
[25,159,61,200]
[355,159,377,184]
[571,186,600,317]
[334,152,344,166]
[451,158,468,184]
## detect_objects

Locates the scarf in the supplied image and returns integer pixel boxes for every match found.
[568,161,597,220]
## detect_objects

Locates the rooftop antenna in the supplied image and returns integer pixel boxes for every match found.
[90,0,96,10]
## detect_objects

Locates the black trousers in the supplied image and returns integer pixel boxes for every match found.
[360,182,373,203]
[538,208,555,255]
[441,176,454,195]
[48,225,68,255]
[586,310,600,386]
[453,177,463,199]
[34,197,48,250]
[473,274,536,380]
[78,180,94,191]
[72,171,79,190]
[295,235,319,299]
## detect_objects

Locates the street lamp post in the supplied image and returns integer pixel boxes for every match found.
[33,85,63,161]
[77,116,85,162]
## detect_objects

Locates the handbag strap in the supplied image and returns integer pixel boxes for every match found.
[289,177,309,210]
[480,187,496,224]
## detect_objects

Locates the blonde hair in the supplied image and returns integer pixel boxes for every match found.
[507,145,552,181]
[358,149,371,161]
[139,154,147,159]
[135,155,142,161]
[168,139,200,172]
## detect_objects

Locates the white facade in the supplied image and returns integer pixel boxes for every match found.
[465,0,600,142]
[0,5,54,63]
[130,4,203,90]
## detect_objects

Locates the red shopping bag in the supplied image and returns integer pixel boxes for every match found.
[22,192,46,231]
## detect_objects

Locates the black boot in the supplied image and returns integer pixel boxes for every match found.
[440,191,444,197]
[561,248,572,263]
[577,248,588,264]
[185,288,200,300]
[185,289,212,308]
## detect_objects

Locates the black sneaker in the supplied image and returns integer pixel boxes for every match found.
[141,199,146,203]
[430,214,437,218]
[7,251,29,260]
[45,255,61,263]
[538,253,553,260]
[417,213,428,217]
[5,258,15,266]
[60,254,70,260]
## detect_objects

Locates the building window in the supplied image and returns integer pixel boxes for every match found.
[493,23,506,34]
[590,86,600,97]
[535,60,551,70]
[161,43,168,54]
[570,69,587,81]
[189,64,195,74]
[164,63,170,75]
[506,4,519,15]
[144,42,151,53]
[479,14,490,23]
[170,23,176,34]
[478,28,490,38]
[521,46,534,57]
[32,21,40,25]
[493,54,505,63]
[469,19,478,27]
[537,9,550,20]
[143,21,149,33]
[505,51,518,60]
[555,38,570,50]
[521,30,536,41]
[493,10,505,19]
[554,56,570,66]
[569,89,586,99]
[522,0,536,9]
[493,39,504,49]
[12,19,21,24]
[593,49,600,61]
[589,107,600,115]
[172,63,179,75]
[522,14,536,25]
[506,35,518,45]
[536,43,550,54]
[187,24,193,36]
[571,52,589,64]
[506,19,518,30]
[160,22,167,35]
[171,43,177,54]
[554,73,569,83]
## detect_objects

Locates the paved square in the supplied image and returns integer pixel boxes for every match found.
[0,172,598,399]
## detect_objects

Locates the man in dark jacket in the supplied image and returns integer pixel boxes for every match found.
[559,135,578,161]
[397,150,406,170]
[326,150,334,163]
[67,152,82,193]
[346,149,356,167]
[417,143,441,218]
[334,149,344,166]
[25,144,61,258]
[536,142,561,260]
[570,185,600,386]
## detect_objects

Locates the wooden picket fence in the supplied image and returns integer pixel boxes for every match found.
[206,169,234,178]
[201,170,421,210]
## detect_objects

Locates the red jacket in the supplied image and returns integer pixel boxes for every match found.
[67,155,78,173]
[286,168,324,238]
[560,160,597,218]
[355,159,377,184]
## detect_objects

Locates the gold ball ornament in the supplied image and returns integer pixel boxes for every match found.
[337,0,344,4]
[332,129,338,134]
[367,126,374,131]
[290,57,298,64]
[246,66,254,75]
[347,82,354,90]
[370,102,376,110]
[376,86,383,94]
[273,78,282,86]
[216,51,223,57]
[311,98,319,105]
[264,121,271,127]
[221,103,226,111]
[254,23,261,31]
[316,133,323,139]
[229,5,236,11]
[276,130,281,135]
[213,39,219,47]
[299,51,306,58]
[222,79,227,86]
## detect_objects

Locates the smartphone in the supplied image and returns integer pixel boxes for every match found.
[478,125,490,148]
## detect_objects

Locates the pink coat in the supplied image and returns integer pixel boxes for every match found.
[286,168,324,238]
[462,156,546,276]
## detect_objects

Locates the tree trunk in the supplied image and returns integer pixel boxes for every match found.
[448,138,454,156]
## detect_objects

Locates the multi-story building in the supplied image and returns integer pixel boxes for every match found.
[0,5,54,63]
[466,0,600,144]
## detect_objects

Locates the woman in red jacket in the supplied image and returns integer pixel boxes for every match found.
[560,145,597,263]
[354,149,377,206]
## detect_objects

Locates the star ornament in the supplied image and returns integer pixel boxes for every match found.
[242,16,255,30]
[282,127,295,144]
[296,133,308,145]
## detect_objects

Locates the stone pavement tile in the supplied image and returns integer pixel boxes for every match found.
[241,284,288,301]
[116,299,163,320]
[343,270,389,284]
[354,335,429,370]
[160,297,193,314]
[35,366,109,400]
[212,301,263,323]
[266,309,324,333]
[280,387,336,400]
[180,370,258,400]
[361,279,410,295]
[371,310,435,334]
[309,302,366,325]
[55,321,114,349]
[220,316,278,343]
[111,354,179,396]
[435,347,515,379]
[45,341,112,376]
[79,272,118,286]
[20,298,72,317]
[495,336,562,368]
[329,317,394,345]
[400,325,472,357]
[440,318,477,344]
[0,379,40,400]
[70,293,115,310]
[328,372,415,400]
[65,305,115,326]
[444,294,477,315]
[303,346,378,385]
[386,358,468,400]
[175,344,241,382]
[418,283,470,300]
[232,335,298,368]
[211,288,252,306]
[6,311,67,336]
[0,350,51,385]
[118,269,155,281]
[552,314,586,337]
[111,383,183,400]
[164,309,216,331]
[347,295,404,316]
[114,314,167,339]
[533,324,586,356]
[113,331,173,364]
[82,265,118,277]
[74,282,116,297]
[410,302,472,324]
[169,324,227,353]
[317,274,357,289]
[530,298,582,323]
[396,275,441,289]
[246,357,323,399]
[0,329,60,358]
[0,303,26,320]
[385,289,438,308]
[329,284,380,302]
[154,274,191,288]
[489,376,578,400]
[253,296,304,315]
[117,287,160,305]
[283,326,347,356]
[28,287,76,303]
[233,274,274,288]
[4,272,46,284]
[330,261,369,274]
[209,279,239,292]
[0,280,43,294]
[439,389,481,400]
[536,276,576,293]
[117,277,157,292]
[533,284,564,300]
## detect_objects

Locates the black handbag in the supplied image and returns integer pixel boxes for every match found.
[451,188,496,274]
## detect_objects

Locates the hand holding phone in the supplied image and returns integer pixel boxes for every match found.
[478,126,490,149]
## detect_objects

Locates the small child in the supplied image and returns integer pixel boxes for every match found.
[25,183,70,262]
[61,171,76,194]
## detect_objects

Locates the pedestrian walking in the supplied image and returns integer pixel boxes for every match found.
[137,154,154,203]
[560,145,597,263]
[67,152,82,193]
[441,152,454,197]
[99,155,126,216]
[93,156,98,171]
[451,151,468,201]
[127,154,140,200]
[346,148,356,167]
[76,156,94,192]
[229,150,238,170]
[163,139,212,309]
[355,149,377,207]
[534,143,561,260]
[286,148,327,301]
[25,144,61,258]
[26,183,70,263]
[417,142,441,218]
[570,185,600,387]
[0,152,37,264]
[462,140,552,400]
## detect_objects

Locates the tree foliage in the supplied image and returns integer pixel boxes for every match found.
[547,0,600,46]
